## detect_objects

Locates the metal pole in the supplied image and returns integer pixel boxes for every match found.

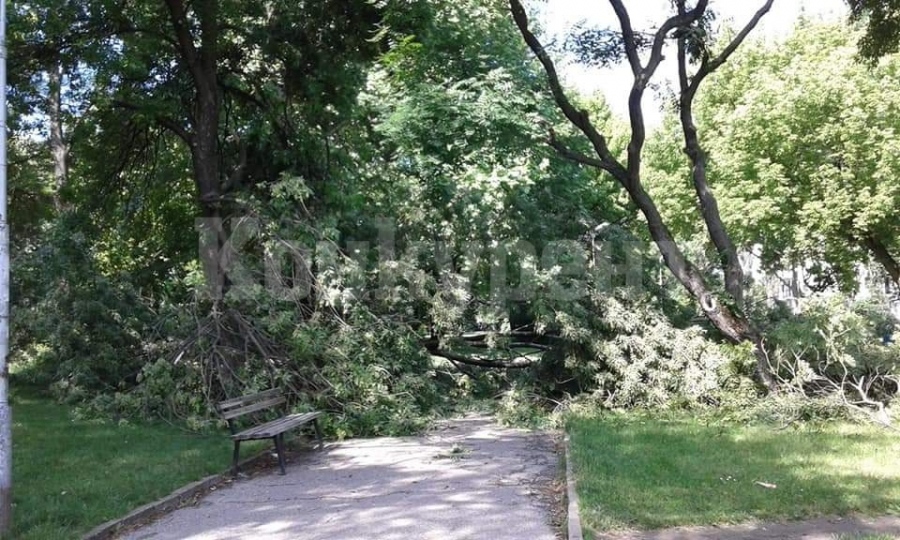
[0,0,11,533]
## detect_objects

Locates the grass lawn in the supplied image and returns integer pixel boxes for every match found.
[568,414,900,535]
[835,534,897,540]
[10,388,257,540]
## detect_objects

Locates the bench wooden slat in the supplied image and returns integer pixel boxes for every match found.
[232,411,322,440]
[245,412,320,438]
[220,396,286,420]
[217,388,283,412]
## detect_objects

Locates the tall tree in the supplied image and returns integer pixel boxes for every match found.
[96,0,389,216]
[7,0,92,214]
[847,0,900,59]
[14,0,423,296]
[649,22,900,291]
[507,0,779,388]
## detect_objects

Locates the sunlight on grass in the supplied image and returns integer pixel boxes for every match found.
[834,534,897,540]
[569,414,900,532]
[10,388,253,540]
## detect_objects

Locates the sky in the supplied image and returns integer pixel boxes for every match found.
[536,0,849,125]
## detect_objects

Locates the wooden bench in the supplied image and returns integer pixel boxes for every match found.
[216,389,323,475]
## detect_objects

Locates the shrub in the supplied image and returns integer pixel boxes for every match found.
[12,217,153,399]
[764,294,900,421]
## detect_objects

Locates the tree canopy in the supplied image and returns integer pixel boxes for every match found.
[848,0,900,59]
[647,22,900,290]
[6,0,900,435]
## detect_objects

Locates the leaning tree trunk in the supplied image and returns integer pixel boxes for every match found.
[508,0,778,391]
[671,4,777,390]
[862,233,900,288]
[626,176,777,390]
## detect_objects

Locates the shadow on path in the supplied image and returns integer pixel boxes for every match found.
[122,416,560,540]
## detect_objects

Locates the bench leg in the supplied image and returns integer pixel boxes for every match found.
[274,434,287,475]
[313,417,324,450]
[232,440,241,476]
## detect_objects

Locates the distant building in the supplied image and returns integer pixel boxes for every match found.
[741,246,900,320]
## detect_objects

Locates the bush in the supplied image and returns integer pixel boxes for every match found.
[528,283,747,411]
[764,294,900,420]
[12,217,153,399]
[289,315,443,438]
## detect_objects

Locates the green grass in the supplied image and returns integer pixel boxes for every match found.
[10,388,257,539]
[568,414,900,533]
[835,535,899,540]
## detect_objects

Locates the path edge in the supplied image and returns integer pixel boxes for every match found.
[81,450,271,540]
[565,435,584,540]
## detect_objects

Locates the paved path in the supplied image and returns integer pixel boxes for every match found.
[123,417,560,540]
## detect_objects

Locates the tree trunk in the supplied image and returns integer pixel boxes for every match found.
[164,0,227,295]
[673,8,748,310]
[191,86,228,300]
[627,180,775,389]
[47,60,67,212]
[192,97,221,217]
[164,0,221,208]
[862,233,900,287]
[508,0,777,391]
[671,12,775,388]
[679,102,745,308]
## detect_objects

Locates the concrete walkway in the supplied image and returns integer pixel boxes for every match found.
[123,417,560,540]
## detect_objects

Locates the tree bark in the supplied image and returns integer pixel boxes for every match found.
[674,0,774,310]
[677,86,744,308]
[164,0,221,217]
[164,0,229,299]
[48,60,68,212]
[862,233,900,287]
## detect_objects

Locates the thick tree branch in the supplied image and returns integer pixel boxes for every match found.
[112,100,192,143]
[549,131,621,173]
[163,0,201,82]
[676,1,691,91]
[674,0,775,308]
[429,349,538,369]
[421,332,560,351]
[687,0,775,99]
[458,331,561,343]
[620,0,708,179]
[675,18,743,307]
[645,0,709,81]
[464,342,551,351]
[607,0,642,75]
[508,0,626,180]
